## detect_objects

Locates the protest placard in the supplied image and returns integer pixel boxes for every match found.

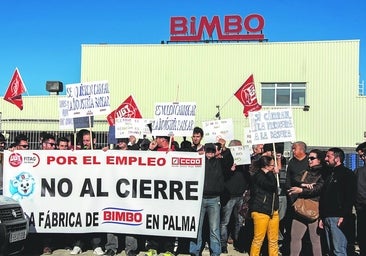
[65,81,110,118]
[201,119,234,143]
[152,102,196,137]
[115,118,152,139]
[248,108,295,144]
[228,145,251,165]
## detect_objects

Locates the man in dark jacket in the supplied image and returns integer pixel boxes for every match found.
[355,142,366,256]
[319,147,357,256]
[219,139,250,253]
[189,139,234,256]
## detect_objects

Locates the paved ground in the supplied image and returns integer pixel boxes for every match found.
[32,243,249,256]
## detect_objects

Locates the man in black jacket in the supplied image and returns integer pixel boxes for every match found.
[189,139,234,256]
[319,147,357,256]
[355,142,366,256]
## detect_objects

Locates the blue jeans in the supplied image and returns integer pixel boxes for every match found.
[323,217,348,256]
[220,196,243,248]
[190,196,221,256]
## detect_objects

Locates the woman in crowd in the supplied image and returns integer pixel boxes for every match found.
[287,149,325,256]
[249,155,280,256]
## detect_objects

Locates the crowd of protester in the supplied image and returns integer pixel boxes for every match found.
[0,128,365,256]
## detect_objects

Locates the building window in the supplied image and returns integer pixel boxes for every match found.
[261,83,306,106]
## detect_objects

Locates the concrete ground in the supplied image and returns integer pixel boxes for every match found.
[36,243,249,256]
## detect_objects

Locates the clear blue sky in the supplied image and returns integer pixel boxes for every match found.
[1,0,365,96]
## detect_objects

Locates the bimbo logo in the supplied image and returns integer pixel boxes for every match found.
[102,207,143,226]
[170,14,265,42]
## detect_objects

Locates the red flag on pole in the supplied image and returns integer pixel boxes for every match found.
[3,68,27,110]
[107,95,142,126]
[234,74,262,117]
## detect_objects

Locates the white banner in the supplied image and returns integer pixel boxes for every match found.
[115,118,152,139]
[248,109,296,144]
[228,145,251,165]
[3,150,204,238]
[152,102,196,137]
[58,97,74,130]
[64,81,111,118]
[201,119,234,143]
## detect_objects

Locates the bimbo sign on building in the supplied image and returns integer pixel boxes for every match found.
[169,13,265,42]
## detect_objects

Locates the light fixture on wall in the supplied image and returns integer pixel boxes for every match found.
[46,81,63,95]
[303,105,310,111]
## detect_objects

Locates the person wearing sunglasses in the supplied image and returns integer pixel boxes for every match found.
[354,142,366,256]
[287,149,325,256]
[14,133,29,150]
[41,133,56,150]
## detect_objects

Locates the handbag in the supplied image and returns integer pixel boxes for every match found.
[292,171,320,221]
[239,189,251,220]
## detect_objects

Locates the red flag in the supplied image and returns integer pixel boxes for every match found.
[107,95,142,126]
[234,74,262,117]
[4,68,27,110]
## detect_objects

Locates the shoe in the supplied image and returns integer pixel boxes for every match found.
[221,247,228,254]
[144,249,158,256]
[70,246,82,255]
[162,251,175,256]
[43,247,52,255]
[104,249,116,256]
[227,237,233,244]
[93,247,104,255]
[127,249,139,256]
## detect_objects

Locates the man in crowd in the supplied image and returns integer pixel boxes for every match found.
[220,139,250,253]
[355,142,366,256]
[14,133,29,150]
[319,147,357,256]
[283,141,308,254]
[56,136,69,150]
[190,138,234,256]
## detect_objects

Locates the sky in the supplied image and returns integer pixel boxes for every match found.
[0,0,365,96]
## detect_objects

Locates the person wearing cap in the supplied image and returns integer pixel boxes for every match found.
[189,138,234,256]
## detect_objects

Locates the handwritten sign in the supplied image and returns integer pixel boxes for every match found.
[64,81,111,118]
[202,119,234,143]
[115,118,152,139]
[248,109,295,144]
[152,102,196,137]
[228,145,251,165]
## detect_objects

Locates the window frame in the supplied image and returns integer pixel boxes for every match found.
[261,82,307,107]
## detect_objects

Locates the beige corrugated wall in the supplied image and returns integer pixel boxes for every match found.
[80,40,365,148]
[0,40,364,149]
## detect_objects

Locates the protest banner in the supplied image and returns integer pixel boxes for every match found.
[201,119,234,143]
[248,108,295,144]
[3,150,204,238]
[115,118,152,139]
[65,81,110,118]
[152,102,196,137]
[243,127,252,146]
[58,97,74,130]
[228,145,251,165]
